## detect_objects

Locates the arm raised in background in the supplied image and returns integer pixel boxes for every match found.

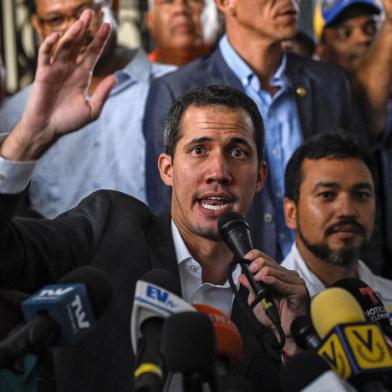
[355,0,392,137]
[0,9,116,162]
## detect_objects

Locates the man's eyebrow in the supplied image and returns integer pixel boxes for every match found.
[312,182,339,192]
[312,181,374,191]
[352,182,374,190]
[228,137,253,148]
[185,136,213,146]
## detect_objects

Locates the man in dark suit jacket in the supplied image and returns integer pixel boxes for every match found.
[143,0,369,263]
[0,10,308,392]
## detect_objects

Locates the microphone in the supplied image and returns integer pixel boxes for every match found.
[160,311,216,392]
[194,304,251,392]
[0,266,113,368]
[332,277,392,340]
[131,269,195,392]
[311,287,392,390]
[218,212,280,326]
[279,351,356,392]
[290,315,321,351]
[193,304,243,372]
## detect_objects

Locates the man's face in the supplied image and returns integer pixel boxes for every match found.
[219,0,299,43]
[285,158,375,266]
[159,104,266,241]
[146,0,205,51]
[318,7,380,71]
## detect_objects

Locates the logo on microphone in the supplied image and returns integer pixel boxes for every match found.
[67,294,91,329]
[359,287,380,305]
[36,287,74,298]
[319,323,392,380]
[145,285,177,309]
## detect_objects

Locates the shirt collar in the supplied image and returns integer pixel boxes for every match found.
[219,34,290,91]
[171,220,193,266]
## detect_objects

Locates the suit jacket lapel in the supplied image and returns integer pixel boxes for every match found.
[286,53,314,140]
[147,211,182,295]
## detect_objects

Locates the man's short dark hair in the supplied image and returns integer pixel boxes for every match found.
[284,132,375,203]
[164,84,265,162]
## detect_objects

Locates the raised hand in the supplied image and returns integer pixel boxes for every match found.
[0,9,117,161]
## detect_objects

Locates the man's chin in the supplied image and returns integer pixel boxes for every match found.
[192,224,221,242]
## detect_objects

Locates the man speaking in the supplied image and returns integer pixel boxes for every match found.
[0,10,307,392]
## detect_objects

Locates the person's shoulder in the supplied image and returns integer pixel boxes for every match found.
[78,190,154,222]
[151,62,177,79]
[286,52,349,82]
[358,260,392,304]
[151,48,222,89]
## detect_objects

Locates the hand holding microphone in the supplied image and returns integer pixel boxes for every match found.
[218,212,308,350]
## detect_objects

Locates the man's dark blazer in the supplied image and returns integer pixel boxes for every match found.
[143,47,369,261]
[0,190,282,392]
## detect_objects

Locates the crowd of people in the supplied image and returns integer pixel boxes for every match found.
[0,0,391,391]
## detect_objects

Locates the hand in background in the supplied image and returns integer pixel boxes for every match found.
[0,9,117,161]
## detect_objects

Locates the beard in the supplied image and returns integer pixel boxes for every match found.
[297,224,367,267]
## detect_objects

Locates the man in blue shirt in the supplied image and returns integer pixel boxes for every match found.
[0,0,174,218]
[143,0,369,262]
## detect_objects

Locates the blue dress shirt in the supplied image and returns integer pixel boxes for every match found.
[0,49,174,218]
[219,35,301,258]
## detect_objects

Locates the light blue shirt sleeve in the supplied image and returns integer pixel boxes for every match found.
[0,133,35,193]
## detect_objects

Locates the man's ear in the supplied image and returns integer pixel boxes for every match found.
[32,15,45,42]
[284,197,298,230]
[214,0,236,16]
[255,161,268,192]
[158,153,174,187]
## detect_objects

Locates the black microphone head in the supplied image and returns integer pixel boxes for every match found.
[140,269,181,297]
[218,212,253,259]
[290,315,321,351]
[58,266,113,319]
[160,312,216,380]
[332,277,392,338]
[279,351,331,392]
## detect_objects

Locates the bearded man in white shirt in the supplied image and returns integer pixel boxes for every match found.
[281,133,392,317]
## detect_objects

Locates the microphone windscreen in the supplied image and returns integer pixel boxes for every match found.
[193,304,244,367]
[279,351,331,392]
[58,266,113,318]
[160,312,215,377]
[311,287,365,338]
[290,314,321,351]
[332,277,392,337]
[218,212,253,259]
[139,269,181,297]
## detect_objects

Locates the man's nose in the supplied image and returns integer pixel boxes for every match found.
[336,193,358,218]
[205,152,232,185]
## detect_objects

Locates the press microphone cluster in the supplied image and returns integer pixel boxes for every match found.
[131,270,250,392]
[288,277,392,392]
[311,287,392,391]
[0,265,113,368]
